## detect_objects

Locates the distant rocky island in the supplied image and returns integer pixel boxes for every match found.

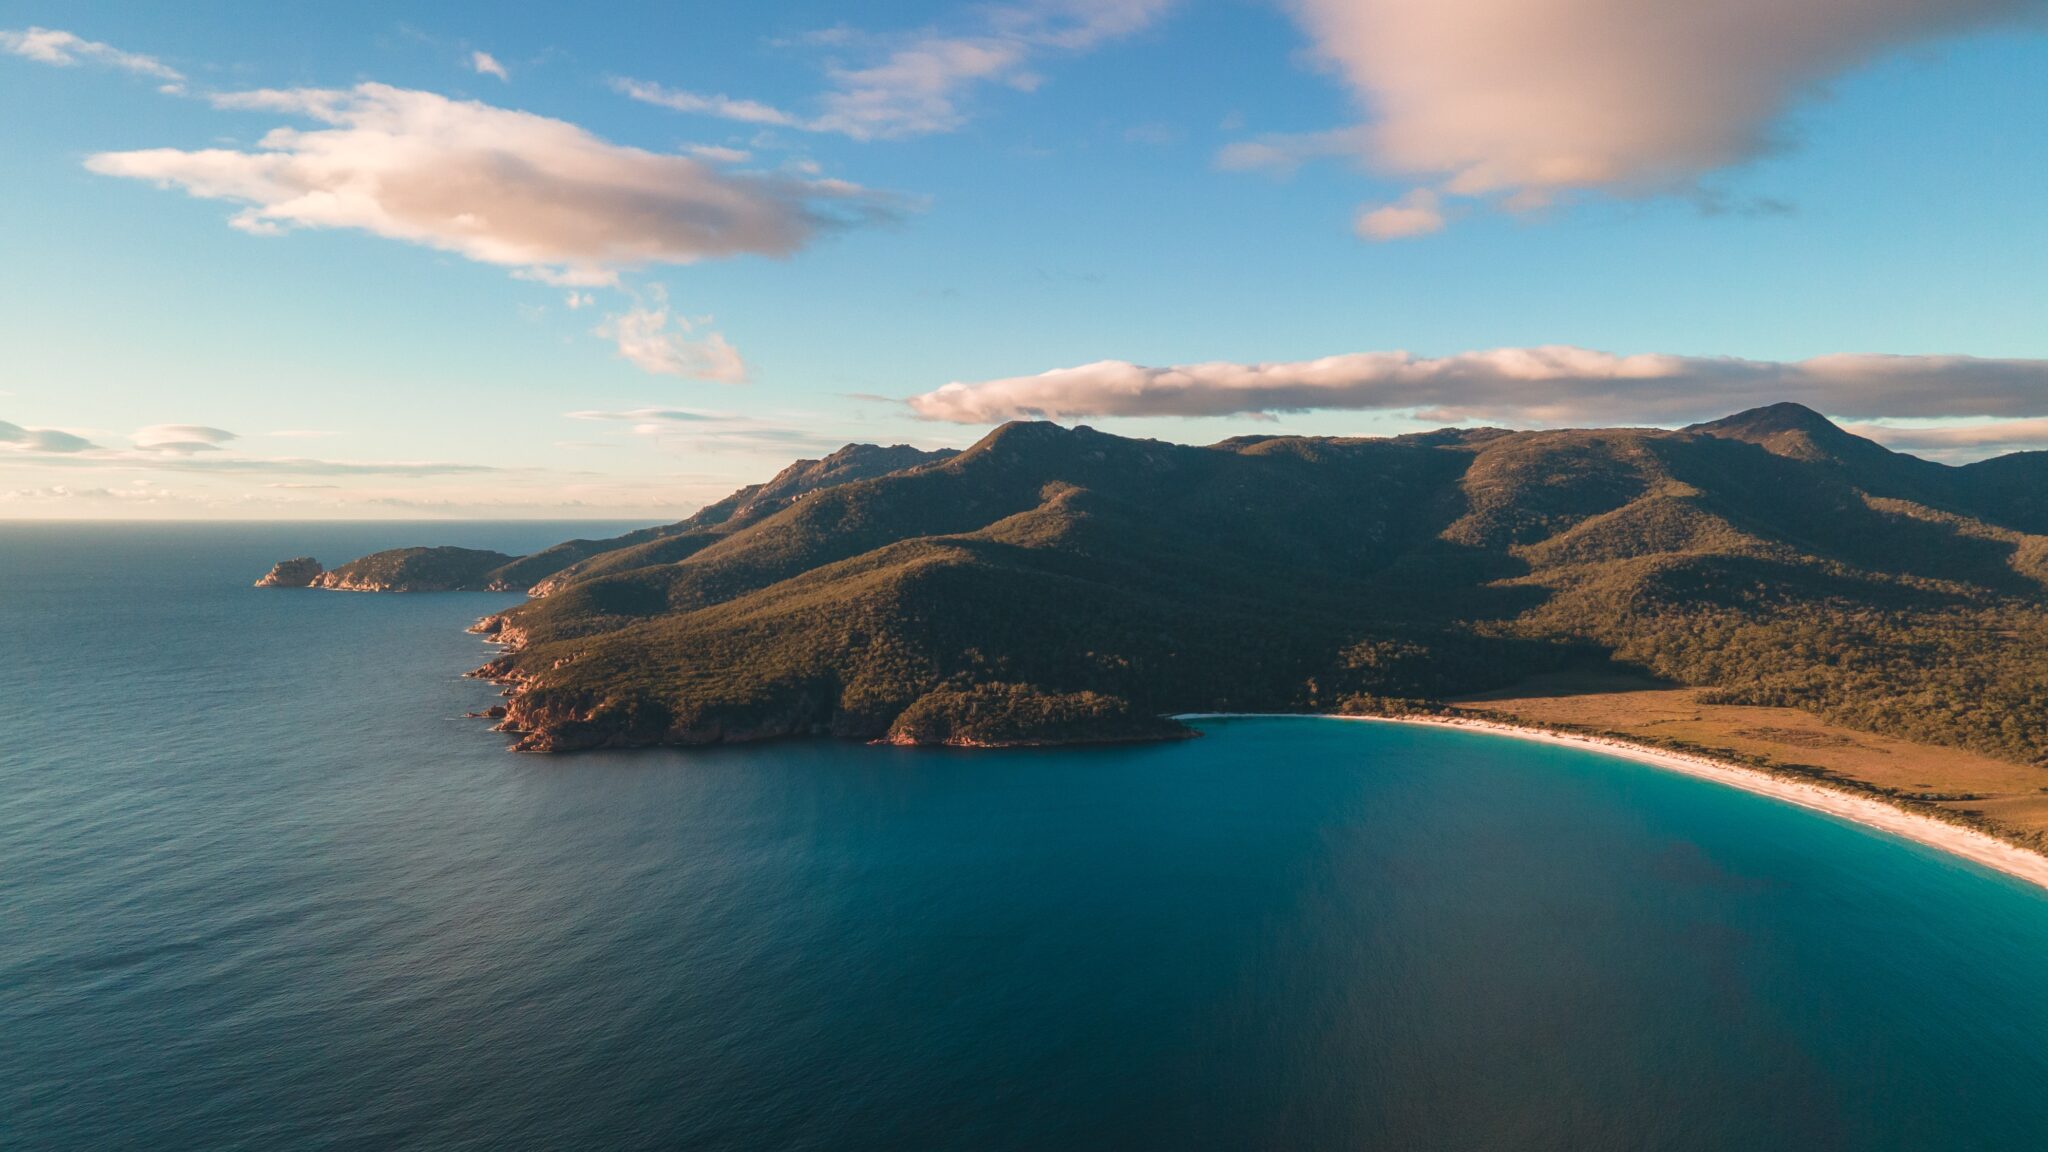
[255,557,325,588]
[255,548,521,592]
[260,405,2048,784]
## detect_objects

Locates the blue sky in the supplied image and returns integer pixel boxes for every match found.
[3,0,2047,518]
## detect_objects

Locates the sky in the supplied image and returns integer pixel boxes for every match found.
[3,0,2047,519]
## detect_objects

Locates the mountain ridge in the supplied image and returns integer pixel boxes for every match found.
[263,405,2048,771]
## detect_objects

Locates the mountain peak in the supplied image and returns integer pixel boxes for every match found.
[1686,402,1841,441]
[744,442,956,512]
[975,418,1071,445]
[1684,402,1873,464]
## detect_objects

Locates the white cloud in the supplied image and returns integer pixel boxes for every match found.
[1,26,184,86]
[133,424,239,454]
[0,419,97,453]
[906,347,2048,426]
[563,291,595,309]
[1355,189,1444,241]
[566,407,850,453]
[596,293,747,382]
[617,0,1172,141]
[684,143,754,164]
[0,417,500,476]
[3,483,182,506]
[470,50,509,81]
[809,34,1035,140]
[1240,0,2035,232]
[139,456,502,477]
[86,83,902,286]
[569,407,725,428]
[611,79,803,126]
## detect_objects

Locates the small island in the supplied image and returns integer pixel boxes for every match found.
[312,546,522,592]
[254,557,324,588]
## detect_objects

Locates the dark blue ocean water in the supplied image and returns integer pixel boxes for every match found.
[4,523,2048,1151]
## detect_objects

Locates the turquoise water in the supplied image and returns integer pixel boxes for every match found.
[4,523,2048,1151]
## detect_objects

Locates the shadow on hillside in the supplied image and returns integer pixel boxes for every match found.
[1451,662,1681,703]
[1656,437,2041,597]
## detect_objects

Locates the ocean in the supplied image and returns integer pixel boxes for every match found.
[4,522,2047,1151]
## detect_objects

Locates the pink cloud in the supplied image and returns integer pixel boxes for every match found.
[1233,0,2035,234]
[908,347,2048,426]
[88,84,900,285]
[1355,189,1444,241]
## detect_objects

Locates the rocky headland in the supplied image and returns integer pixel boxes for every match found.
[254,557,325,588]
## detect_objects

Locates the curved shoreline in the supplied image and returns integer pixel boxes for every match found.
[1175,712,2048,894]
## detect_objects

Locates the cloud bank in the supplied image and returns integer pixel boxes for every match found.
[907,347,2048,427]
[133,424,239,454]
[86,84,901,285]
[619,0,1171,140]
[1,419,97,454]
[1,26,183,87]
[566,407,851,454]
[1242,0,2034,235]
[1849,418,2048,456]
[0,417,501,476]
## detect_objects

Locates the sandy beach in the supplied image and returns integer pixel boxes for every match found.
[1178,712,2048,893]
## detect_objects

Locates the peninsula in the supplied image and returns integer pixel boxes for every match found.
[263,404,2048,851]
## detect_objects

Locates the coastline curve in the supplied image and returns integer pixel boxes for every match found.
[1175,712,2048,894]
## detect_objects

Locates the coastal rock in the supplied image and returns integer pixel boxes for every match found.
[254,557,324,588]
[468,612,530,647]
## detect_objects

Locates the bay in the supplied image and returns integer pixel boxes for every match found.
[4,523,2046,1151]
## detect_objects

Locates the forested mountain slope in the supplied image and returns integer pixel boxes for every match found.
[278,404,2048,760]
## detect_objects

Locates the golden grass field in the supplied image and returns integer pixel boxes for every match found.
[1452,675,2048,848]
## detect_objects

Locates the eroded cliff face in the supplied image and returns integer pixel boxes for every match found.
[254,557,324,588]
[465,613,907,752]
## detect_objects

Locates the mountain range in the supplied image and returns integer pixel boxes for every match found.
[262,404,2048,762]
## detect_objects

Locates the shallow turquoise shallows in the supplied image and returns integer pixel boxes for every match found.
[5,523,2048,1152]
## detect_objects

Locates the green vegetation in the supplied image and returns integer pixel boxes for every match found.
[305,404,2048,760]
[466,442,961,594]
[317,546,517,591]
[280,443,959,596]
[885,683,1192,746]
